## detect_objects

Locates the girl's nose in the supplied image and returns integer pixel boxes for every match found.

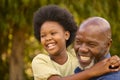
[46,35,52,41]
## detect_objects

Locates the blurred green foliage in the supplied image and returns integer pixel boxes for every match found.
[0,0,120,80]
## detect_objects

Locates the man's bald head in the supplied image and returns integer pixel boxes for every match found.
[79,17,112,40]
[75,17,112,63]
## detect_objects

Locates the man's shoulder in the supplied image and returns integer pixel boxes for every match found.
[96,71,120,80]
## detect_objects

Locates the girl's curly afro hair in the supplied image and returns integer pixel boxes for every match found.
[33,5,78,47]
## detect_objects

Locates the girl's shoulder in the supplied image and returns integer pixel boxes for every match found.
[32,53,50,63]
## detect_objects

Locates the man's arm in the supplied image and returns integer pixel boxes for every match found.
[48,58,120,80]
[108,55,120,71]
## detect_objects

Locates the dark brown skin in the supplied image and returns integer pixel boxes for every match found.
[48,17,120,80]
[48,57,120,80]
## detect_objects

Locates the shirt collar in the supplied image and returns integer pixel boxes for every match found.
[103,53,111,58]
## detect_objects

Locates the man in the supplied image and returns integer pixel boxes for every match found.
[74,17,120,80]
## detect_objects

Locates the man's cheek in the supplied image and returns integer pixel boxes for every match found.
[74,45,79,53]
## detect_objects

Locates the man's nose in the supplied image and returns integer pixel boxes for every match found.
[79,44,88,53]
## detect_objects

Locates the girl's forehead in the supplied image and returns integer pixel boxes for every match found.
[40,21,65,33]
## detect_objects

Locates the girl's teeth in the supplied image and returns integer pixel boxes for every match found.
[48,44,54,47]
[47,44,55,49]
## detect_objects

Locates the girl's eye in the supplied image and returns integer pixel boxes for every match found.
[41,34,45,38]
[51,32,57,35]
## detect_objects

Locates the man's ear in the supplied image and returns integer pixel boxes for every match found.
[108,39,112,47]
[106,39,112,51]
[65,31,70,40]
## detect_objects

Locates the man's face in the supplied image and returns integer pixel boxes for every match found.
[74,25,109,69]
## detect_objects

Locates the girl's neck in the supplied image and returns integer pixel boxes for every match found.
[50,51,68,65]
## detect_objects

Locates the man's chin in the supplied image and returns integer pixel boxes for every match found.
[79,59,95,70]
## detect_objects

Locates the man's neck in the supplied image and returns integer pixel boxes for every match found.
[101,53,111,60]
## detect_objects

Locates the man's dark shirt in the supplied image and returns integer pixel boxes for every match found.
[74,53,120,80]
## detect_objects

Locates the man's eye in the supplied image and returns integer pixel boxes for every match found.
[76,40,82,44]
[88,43,96,47]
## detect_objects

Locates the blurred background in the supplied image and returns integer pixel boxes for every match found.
[0,0,120,80]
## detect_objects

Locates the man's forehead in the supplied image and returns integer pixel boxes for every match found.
[79,17,110,30]
[78,24,102,34]
[76,25,108,42]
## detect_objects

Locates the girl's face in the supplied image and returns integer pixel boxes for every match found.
[40,21,70,56]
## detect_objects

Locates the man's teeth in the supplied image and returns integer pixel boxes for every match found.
[80,56,90,61]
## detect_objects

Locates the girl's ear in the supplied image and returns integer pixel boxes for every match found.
[65,31,70,40]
